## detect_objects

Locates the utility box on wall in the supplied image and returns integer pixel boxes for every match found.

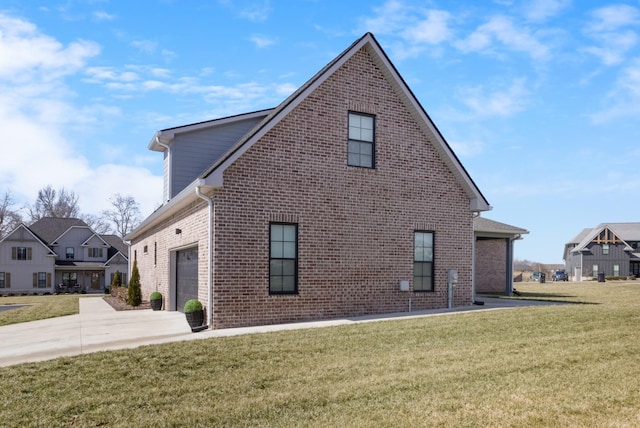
[399,279,410,292]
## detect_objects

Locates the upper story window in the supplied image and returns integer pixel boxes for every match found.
[269,223,298,295]
[348,112,375,168]
[12,246,31,261]
[414,231,434,292]
[602,244,609,255]
[88,248,103,258]
[66,247,74,259]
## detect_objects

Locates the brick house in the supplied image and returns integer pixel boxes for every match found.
[474,217,529,295]
[125,33,492,329]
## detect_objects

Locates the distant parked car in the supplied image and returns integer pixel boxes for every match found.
[552,270,568,281]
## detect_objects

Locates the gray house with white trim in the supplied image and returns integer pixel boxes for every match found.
[0,217,128,294]
[564,223,640,280]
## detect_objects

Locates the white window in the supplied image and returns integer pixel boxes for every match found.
[414,231,434,291]
[348,112,375,168]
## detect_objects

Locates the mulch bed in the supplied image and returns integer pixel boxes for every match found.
[103,296,151,311]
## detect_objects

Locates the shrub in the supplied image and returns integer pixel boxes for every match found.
[127,260,142,307]
[149,291,162,301]
[111,270,122,287]
[183,299,202,313]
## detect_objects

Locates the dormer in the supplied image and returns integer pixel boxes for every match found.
[149,109,273,202]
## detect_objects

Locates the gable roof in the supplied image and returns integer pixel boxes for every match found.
[199,33,490,212]
[28,217,89,244]
[0,223,57,256]
[569,223,640,254]
[101,234,128,255]
[474,217,529,238]
[126,32,491,240]
[148,109,274,151]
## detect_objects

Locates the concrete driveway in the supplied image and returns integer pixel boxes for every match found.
[0,295,566,367]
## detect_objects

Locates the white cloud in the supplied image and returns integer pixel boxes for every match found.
[131,39,157,54]
[402,10,452,45]
[592,58,640,122]
[92,11,116,21]
[583,5,640,66]
[456,15,549,60]
[456,78,530,118]
[249,34,276,48]
[0,12,162,217]
[0,14,100,81]
[588,4,640,32]
[524,0,571,22]
[583,30,638,66]
[239,1,271,22]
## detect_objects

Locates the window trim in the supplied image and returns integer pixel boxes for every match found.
[66,247,75,260]
[413,231,435,292]
[269,222,298,295]
[347,111,376,169]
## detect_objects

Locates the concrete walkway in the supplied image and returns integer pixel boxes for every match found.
[0,296,564,367]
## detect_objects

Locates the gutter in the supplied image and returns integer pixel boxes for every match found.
[195,185,214,329]
[155,136,172,202]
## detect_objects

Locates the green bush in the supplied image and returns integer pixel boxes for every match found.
[111,270,122,287]
[183,299,202,313]
[149,291,162,301]
[127,260,142,306]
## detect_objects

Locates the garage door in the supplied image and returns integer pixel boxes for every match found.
[176,247,198,313]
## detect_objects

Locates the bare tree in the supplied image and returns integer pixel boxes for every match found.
[28,186,80,223]
[0,191,22,238]
[82,214,112,235]
[102,194,141,238]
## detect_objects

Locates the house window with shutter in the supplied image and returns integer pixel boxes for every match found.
[12,247,32,260]
[0,272,8,288]
[89,248,103,258]
[348,112,375,168]
[34,272,49,288]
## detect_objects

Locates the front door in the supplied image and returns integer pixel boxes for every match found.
[91,272,101,290]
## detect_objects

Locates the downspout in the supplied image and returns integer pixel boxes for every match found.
[472,212,483,305]
[506,237,514,296]
[195,185,214,329]
[155,136,172,201]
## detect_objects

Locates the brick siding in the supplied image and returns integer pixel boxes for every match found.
[475,238,507,293]
[131,47,476,329]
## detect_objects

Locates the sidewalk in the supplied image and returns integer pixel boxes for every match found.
[0,296,564,367]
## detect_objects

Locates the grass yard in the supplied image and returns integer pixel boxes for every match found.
[1,282,640,427]
[0,294,88,326]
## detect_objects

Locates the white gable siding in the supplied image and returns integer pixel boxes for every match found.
[55,227,93,261]
[106,253,129,286]
[170,117,264,198]
[0,228,54,293]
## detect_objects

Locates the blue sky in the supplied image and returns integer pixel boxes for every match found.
[1,0,639,264]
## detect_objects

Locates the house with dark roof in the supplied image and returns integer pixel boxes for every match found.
[125,33,498,329]
[0,217,128,294]
[564,223,640,280]
[473,217,529,295]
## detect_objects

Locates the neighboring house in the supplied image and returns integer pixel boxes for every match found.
[125,32,492,329]
[564,223,640,280]
[0,217,128,294]
[474,217,529,295]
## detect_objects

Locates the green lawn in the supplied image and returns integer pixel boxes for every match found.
[1,282,640,427]
[0,294,88,326]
